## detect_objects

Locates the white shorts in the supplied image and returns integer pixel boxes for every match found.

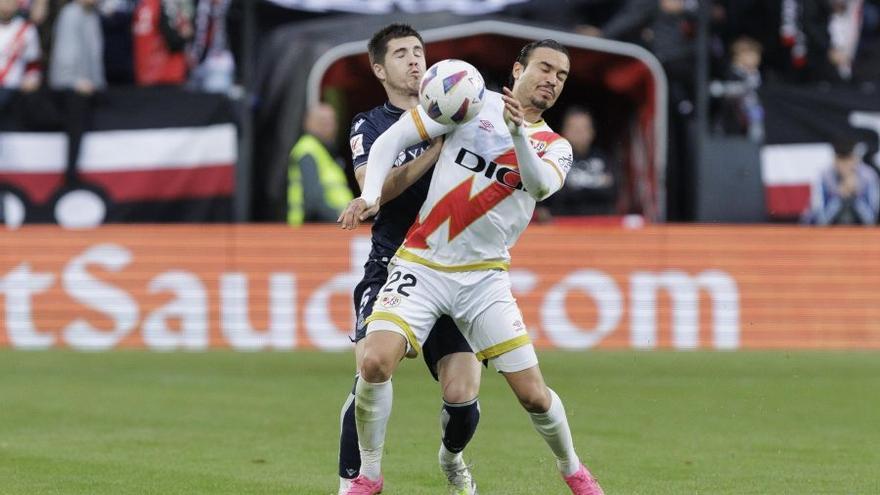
[365,258,538,373]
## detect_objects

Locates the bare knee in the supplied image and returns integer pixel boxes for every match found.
[441,376,479,403]
[438,353,481,403]
[359,331,406,382]
[503,366,551,413]
[360,350,395,382]
[517,387,551,413]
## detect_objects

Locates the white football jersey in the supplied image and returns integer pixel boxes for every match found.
[0,18,41,89]
[396,91,573,271]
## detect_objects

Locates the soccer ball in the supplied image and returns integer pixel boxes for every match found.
[419,59,486,126]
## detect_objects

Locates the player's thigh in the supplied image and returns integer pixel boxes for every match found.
[458,272,538,374]
[436,351,482,403]
[365,262,447,359]
[423,314,474,379]
[351,261,388,343]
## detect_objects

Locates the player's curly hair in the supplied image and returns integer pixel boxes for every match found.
[368,24,424,66]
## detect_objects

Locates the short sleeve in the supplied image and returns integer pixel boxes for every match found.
[541,136,574,184]
[349,114,377,170]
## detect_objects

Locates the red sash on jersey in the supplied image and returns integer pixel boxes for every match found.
[0,21,31,85]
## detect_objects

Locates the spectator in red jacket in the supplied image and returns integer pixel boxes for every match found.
[133,0,194,86]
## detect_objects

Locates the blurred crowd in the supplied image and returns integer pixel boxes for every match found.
[4,0,879,226]
[0,0,235,99]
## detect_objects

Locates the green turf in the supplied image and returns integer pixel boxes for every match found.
[1,350,878,494]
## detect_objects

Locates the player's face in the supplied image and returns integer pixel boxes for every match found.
[375,36,426,97]
[512,47,570,111]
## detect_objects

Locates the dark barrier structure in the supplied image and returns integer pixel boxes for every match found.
[0,88,238,227]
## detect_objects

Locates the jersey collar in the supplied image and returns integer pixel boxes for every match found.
[383,101,404,116]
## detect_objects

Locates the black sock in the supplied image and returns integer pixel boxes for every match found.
[441,397,480,454]
[338,375,360,479]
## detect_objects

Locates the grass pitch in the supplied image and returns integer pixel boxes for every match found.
[1,350,878,494]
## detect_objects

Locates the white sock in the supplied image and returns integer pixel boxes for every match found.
[337,477,352,495]
[529,388,581,477]
[438,442,462,467]
[355,378,393,480]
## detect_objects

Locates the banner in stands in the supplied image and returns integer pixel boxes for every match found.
[0,87,237,226]
[2,225,879,351]
[760,84,880,220]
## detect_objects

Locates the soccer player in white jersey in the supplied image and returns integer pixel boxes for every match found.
[337,24,482,495]
[338,40,604,495]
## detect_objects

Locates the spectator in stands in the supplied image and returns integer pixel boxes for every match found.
[538,107,620,218]
[828,0,863,81]
[49,0,105,183]
[133,0,194,86]
[0,0,41,110]
[188,0,235,93]
[853,0,880,82]
[713,36,764,142]
[101,0,137,84]
[287,103,353,226]
[578,0,697,221]
[802,138,880,225]
[577,0,697,80]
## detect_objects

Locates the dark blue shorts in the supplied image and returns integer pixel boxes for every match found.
[353,259,473,380]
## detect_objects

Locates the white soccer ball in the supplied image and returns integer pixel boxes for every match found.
[419,59,485,126]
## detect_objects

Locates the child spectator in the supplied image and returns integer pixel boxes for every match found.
[802,138,880,226]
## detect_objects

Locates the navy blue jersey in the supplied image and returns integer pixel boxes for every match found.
[349,102,432,261]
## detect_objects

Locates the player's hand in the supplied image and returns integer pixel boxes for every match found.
[502,87,524,135]
[338,197,380,230]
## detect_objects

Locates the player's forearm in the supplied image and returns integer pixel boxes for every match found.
[379,147,439,205]
[361,114,423,207]
[511,132,562,201]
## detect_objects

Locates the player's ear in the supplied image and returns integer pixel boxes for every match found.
[372,63,386,82]
[511,62,524,82]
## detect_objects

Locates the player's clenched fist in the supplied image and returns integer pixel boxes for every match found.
[338,197,380,230]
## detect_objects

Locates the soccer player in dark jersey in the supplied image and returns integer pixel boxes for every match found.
[335,23,481,495]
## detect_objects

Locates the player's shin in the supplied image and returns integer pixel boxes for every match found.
[338,374,361,489]
[528,388,581,477]
[354,377,393,481]
[439,397,480,464]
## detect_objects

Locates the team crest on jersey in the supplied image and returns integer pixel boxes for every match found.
[378,293,402,308]
[529,138,547,153]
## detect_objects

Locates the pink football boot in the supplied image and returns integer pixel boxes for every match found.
[563,464,604,495]
[344,474,383,495]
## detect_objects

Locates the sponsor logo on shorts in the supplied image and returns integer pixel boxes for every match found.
[513,320,524,331]
[378,293,401,308]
